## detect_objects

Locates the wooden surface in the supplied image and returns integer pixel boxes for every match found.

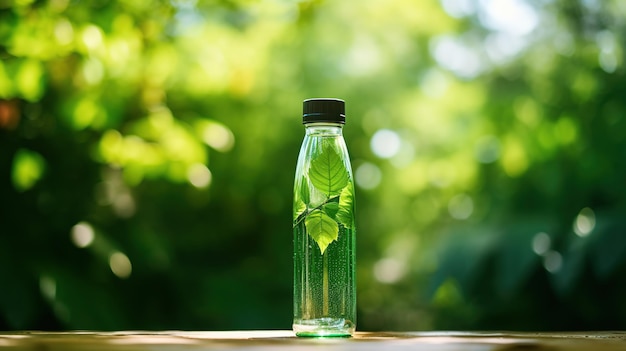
[1,330,626,350]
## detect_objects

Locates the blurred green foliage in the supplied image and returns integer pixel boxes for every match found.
[2,0,626,331]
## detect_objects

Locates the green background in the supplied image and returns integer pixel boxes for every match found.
[2,0,626,331]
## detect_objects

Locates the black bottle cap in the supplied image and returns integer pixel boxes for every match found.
[302,98,345,124]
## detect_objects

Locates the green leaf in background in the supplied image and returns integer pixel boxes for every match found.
[4,0,626,333]
[309,142,348,197]
[336,183,354,229]
[305,209,339,254]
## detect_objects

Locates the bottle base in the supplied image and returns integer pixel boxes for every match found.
[293,318,355,337]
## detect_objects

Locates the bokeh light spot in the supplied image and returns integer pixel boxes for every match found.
[355,162,382,190]
[11,149,46,192]
[201,121,235,152]
[49,0,70,12]
[71,221,95,248]
[574,207,595,237]
[81,25,103,52]
[478,0,538,36]
[484,32,525,63]
[431,35,484,78]
[501,138,528,177]
[447,194,474,220]
[82,58,104,85]
[373,258,405,284]
[72,98,99,130]
[532,232,551,255]
[110,252,132,279]
[0,100,20,130]
[112,192,136,218]
[555,117,578,146]
[420,69,449,98]
[543,250,562,273]
[596,30,618,73]
[371,129,401,159]
[342,36,382,76]
[16,59,44,101]
[54,19,74,45]
[39,275,57,301]
[441,0,475,18]
[187,163,212,188]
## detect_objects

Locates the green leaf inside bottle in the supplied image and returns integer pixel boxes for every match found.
[304,210,338,255]
[295,140,354,255]
[309,142,348,197]
[336,184,354,229]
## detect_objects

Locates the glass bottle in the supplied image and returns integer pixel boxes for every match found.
[293,98,356,337]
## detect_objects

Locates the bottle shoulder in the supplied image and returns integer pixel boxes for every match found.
[304,123,344,137]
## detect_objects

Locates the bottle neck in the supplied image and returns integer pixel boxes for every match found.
[304,123,344,136]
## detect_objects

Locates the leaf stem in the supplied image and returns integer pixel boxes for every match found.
[293,195,340,228]
[323,251,329,316]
